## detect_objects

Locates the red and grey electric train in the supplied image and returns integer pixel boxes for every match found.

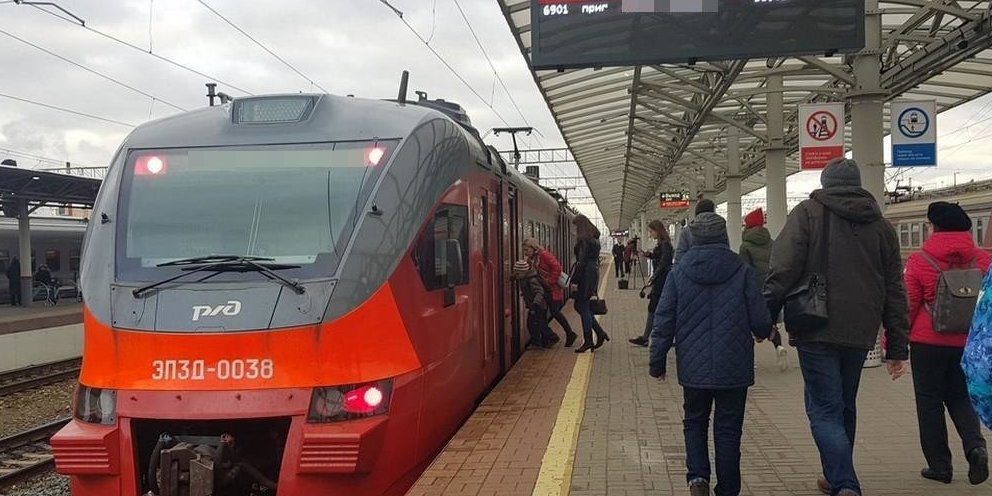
[51,85,576,495]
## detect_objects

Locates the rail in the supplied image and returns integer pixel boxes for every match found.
[0,358,81,397]
[0,417,71,487]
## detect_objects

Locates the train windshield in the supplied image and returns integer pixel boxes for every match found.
[116,141,396,282]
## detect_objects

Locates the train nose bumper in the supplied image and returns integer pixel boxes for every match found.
[51,420,120,475]
[297,417,389,474]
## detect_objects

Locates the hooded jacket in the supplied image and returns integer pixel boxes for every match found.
[763,187,910,359]
[531,249,565,303]
[649,243,772,389]
[904,231,991,347]
[739,226,772,286]
[513,269,546,310]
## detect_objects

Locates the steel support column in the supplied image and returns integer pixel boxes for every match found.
[703,163,716,200]
[765,74,788,237]
[726,126,743,252]
[17,200,32,307]
[851,0,887,208]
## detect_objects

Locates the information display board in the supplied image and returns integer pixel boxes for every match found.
[660,192,690,208]
[531,0,865,70]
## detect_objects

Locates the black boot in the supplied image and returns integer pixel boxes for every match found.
[564,331,578,347]
[593,329,610,349]
[920,468,952,484]
[968,447,989,485]
[574,342,594,353]
[628,336,648,347]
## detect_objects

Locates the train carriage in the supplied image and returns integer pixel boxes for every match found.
[52,88,574,496]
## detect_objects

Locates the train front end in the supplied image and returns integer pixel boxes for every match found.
[50,94,474,496]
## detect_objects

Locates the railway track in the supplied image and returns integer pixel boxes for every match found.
[0,358,81,397]
[0,417,70,488]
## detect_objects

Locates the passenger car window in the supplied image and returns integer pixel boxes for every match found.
[413,205,469,290]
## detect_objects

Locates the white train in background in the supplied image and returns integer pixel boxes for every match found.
[0,217,87,304]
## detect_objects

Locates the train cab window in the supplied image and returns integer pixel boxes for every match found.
[45,249,61,271]
[413,205,469,291]
[116,140,398,282]
[910,223,922,247]
[899,224,910,247]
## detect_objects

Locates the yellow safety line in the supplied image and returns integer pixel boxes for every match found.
[531,259,611,496]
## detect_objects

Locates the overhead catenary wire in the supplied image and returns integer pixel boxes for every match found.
[22,2,254,95]
[451,0,530,128]
[0,28,186,111]
[197,0,329,93]
[0,92,135,127]
[378,0,511,127]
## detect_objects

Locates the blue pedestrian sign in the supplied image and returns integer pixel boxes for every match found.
[891,101,936,167]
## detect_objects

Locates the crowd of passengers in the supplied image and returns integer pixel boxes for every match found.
[514,157,992,496]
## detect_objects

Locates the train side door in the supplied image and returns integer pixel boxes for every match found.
[506,187,521,364]
[478,190,501,387]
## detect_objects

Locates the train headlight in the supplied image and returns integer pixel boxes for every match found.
[73,386,117,425]
[307,380,393,423]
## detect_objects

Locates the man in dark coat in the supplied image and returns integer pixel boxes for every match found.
[650,212,772,496]
[763,157,910,496]
[6,257,20,306]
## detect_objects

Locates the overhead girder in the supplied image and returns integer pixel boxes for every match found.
[498,0,992,229]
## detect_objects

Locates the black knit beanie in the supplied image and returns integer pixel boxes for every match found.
[927,201,972,232]
[695,199,715,216]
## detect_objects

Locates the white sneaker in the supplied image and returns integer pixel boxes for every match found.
[776,346,788,371]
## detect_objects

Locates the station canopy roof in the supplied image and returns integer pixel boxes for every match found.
[498,1,992,229]
[0,165,101,211]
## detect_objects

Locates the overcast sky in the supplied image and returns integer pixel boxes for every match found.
[1,0,991,229]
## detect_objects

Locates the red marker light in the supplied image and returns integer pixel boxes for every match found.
[135,155,167,175]
[366,147,385,166]
[342,385,384,414]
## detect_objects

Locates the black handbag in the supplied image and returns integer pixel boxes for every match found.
[589,296,608,315]
[783,207,830,331]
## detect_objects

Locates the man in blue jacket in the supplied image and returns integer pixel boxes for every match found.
[650,212,772,496]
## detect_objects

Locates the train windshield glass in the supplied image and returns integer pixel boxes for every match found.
[116,141,396,281]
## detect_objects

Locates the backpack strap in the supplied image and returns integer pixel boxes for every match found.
[919,252,943,272]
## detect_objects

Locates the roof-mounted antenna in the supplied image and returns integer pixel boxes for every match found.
[397,70,409,104]
[217,92,233,105]
[415,91,428,102]
[206,83,218,107]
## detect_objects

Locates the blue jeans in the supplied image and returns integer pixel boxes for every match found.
[574,297,596,344]
[683,387,748,496]
[797,343,868,495]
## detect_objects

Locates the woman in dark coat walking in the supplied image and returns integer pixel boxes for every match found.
[571,214,609,353]
[630,220,674,347]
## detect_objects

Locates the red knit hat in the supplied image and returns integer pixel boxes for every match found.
[744,208,764,228]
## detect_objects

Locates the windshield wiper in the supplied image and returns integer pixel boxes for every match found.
[132,256,306,298]
[157,255,275,267]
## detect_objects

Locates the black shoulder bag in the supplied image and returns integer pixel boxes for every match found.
[783,205,830,331]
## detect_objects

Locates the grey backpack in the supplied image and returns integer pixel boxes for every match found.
[921,253,984,334]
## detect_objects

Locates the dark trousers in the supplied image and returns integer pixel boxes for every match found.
[7,281,20,306]
[911,343,987,473]
[526,307,550,347]
[797,343,868,495]
[573,297,605,345]
[640,294,661,340]
[548,300,574,337]
[683,387,748,496]
[614,258,624,278]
